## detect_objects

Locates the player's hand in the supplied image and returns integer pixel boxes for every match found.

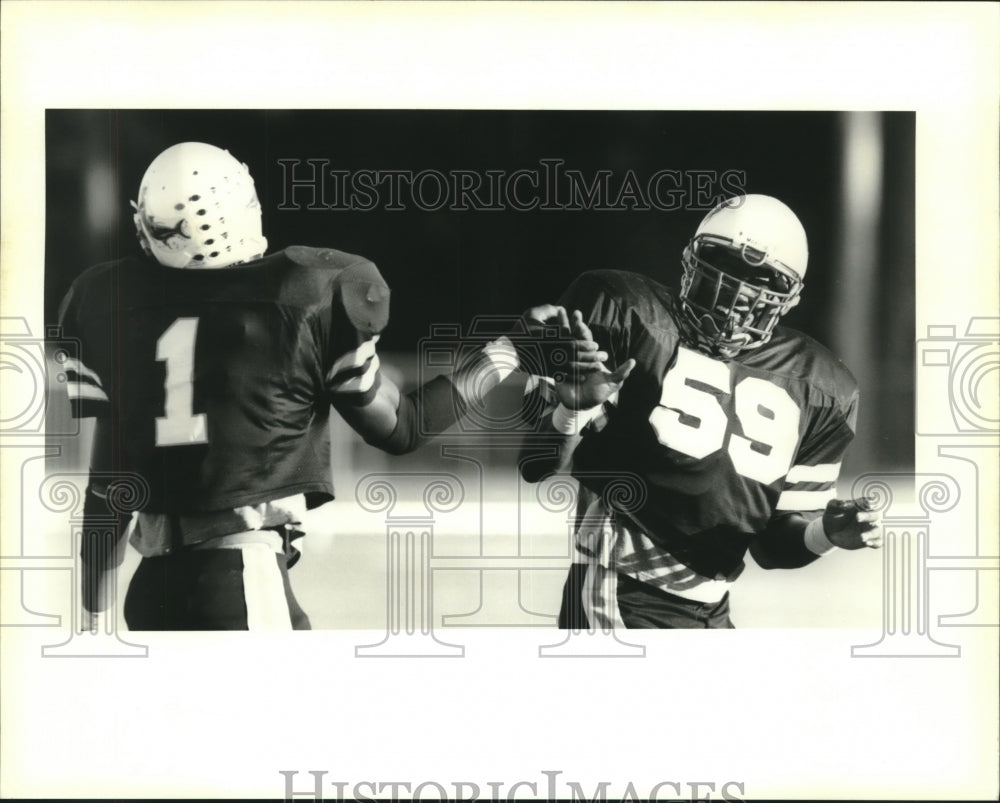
[518,304,609,378]
[79,607,100,634]
[822,497,883,550]
[81,560,114,629]
[553,310,636,410]
[522,303,565,325]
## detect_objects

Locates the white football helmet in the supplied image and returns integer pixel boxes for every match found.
[679,194,808,356]
[132,142,267,269]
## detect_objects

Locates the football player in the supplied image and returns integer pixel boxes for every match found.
[520,194,883,629]
[59,141,607,631]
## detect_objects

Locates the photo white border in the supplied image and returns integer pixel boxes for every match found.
[2,2,998,800]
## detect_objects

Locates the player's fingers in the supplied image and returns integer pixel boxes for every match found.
[863,533,884,549]
[857,511,881,530]
[557,306,571,331]
[571,348,608,364]
[610,358,636,383]
[525,303,563,323]
[571,311,596,344]
[80,610,98,634]
[568,363,610,378]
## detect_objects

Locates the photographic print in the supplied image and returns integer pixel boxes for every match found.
[2,3,997,801]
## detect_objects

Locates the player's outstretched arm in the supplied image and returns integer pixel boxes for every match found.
[78,419,130,631]
[337,305,608,456]
[79,488,122,631]
[750,497,883,569]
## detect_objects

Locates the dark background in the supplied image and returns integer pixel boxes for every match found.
[45,109,915,478]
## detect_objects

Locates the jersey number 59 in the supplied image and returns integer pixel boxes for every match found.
[649,346,800,484]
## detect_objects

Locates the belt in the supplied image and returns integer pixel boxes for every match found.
[190,529,286,554]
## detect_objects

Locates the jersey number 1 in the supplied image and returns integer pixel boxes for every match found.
[155,317,208,446]
[649,346,800,484]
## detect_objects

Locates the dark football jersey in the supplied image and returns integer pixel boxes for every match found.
[57,246,390,514]
[559,270,859,580]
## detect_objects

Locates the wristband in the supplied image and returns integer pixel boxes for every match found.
[551,403,600,435]
[804,516,837,556]
[481,336,518,385]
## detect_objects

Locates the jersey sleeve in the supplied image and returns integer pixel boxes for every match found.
[557,271,629,370]
[323,260,391,408]
[56,276,111,419]
[775,385,859,513]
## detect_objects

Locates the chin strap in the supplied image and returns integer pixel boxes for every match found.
[677,300,764,358]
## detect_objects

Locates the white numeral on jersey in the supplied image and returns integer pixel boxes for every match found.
[729,376,801,484]
[649,347,730,458]
[650,346,800,483]
[155,317,208,446]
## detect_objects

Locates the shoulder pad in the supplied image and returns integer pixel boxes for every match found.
[283,246,391,335]
[64,256,139,310]
[285,245,364,271]
[775,327,859,405]
[340,260,391,336]
[568,270,669,310]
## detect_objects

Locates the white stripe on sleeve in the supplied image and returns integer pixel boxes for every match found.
[776,488,838,512]
[67,382,109,402]
[327,335,380,382]
[330,354,380,394]
[63,357,104,385]
[785,463,841,484]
